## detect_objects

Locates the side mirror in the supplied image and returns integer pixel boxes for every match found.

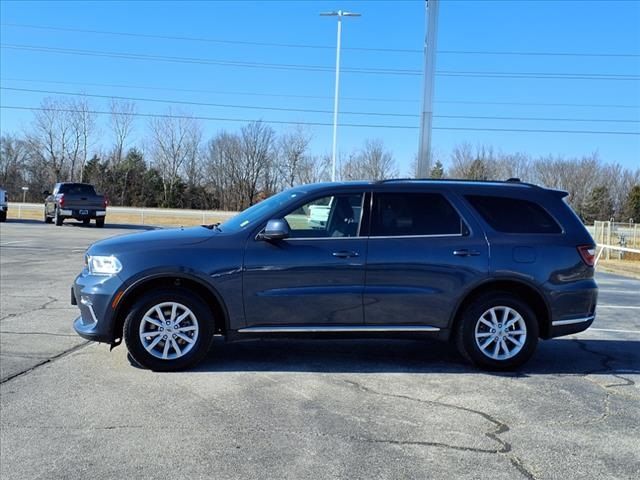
[42,190,50,197]
[259,218,290,241]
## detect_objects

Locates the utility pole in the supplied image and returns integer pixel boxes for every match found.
[321,10,361,182]
[416,0,440,178]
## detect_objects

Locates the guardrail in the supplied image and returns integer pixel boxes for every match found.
[595,244,640,266]
[7,202,238,225]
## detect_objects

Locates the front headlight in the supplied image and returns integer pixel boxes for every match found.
[87,255,122,275]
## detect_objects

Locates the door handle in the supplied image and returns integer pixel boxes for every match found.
[332,251,359,258]
[453,249,481,257]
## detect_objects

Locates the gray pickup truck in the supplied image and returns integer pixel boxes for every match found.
[44,182,107,227]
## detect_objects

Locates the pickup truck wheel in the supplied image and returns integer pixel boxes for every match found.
[44,211,53,224]
[95,218,105,228]
[456,293,538,371]
[54,208,64,226]
[124,289,215,371]
[0,211,6,222]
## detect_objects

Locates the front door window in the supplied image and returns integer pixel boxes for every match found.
[284,194,364,238]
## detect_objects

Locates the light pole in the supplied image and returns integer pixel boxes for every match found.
[416,0,440,178]
[321,10,361,182]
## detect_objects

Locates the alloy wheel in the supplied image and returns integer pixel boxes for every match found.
[138,302,200,360]
[474,306,527,360]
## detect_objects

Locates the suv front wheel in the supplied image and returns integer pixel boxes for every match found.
[456,293,539,370]
[124,289,215,371]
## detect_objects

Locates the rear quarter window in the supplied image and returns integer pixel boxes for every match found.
[465,195,562,234]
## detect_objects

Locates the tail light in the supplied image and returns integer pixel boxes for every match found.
[58,194,65,208]
[103,196,109,208]
[577,245,596,267]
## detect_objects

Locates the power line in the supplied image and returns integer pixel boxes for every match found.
[2,105,639,136]
[4,86,639,124]
[3,22,639,58]
[2,43,639,81]
[3,76,638,109]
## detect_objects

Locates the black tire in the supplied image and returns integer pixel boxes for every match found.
[95,217,105,228]
[0,211,6,222]
[44,211,53,224]
[124,288,215,371]
[456,292,539,371]
[54,208,64,226]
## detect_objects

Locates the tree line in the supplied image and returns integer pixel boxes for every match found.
[0,96,638,223]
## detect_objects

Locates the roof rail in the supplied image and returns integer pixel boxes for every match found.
[375,177,538,187]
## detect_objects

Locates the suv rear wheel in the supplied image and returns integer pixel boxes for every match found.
[124,289,215,371]
[456,292,539,370]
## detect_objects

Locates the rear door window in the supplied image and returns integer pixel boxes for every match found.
[370,192,465,237]
[465,195,561,234]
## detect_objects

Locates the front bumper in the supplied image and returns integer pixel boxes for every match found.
[71,270,122,343]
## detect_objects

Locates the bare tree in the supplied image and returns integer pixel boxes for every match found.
[149,110,202,206]
[24,97,81,183]
[341,139,398,180]
[297,154,331,185]
[69,97,96,182]
[204,131,242,210]
[0,134,28,195]
[109,99,136,167]
[278,126,311,188]
[237,121,276,208]
[448,143,498,180]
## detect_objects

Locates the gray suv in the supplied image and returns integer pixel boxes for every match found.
[71,179,598,371]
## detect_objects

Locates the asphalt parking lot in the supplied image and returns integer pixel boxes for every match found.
[1,220,639,480]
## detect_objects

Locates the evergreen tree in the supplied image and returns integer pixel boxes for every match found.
[582,185,614,223]
[622,185,640,222]
[429,160,445,178]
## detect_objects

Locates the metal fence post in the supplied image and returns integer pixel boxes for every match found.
[606,221,611,260]
[141,209,145,225]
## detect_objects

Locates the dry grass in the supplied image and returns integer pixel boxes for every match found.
[7,208,230,227]
[597,259,640,279]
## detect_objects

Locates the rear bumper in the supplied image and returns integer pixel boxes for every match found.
[549,315,595,338]
[59,209,106,219]
[544,278,597,338]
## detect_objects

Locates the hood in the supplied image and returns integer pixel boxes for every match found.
[88,226,216,255]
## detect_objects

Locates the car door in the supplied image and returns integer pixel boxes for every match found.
[363,189,489,328]
[242,191,368,327]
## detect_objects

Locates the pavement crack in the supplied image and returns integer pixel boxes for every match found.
[0,341,91,384]
[342,380,538,479]
[343,379,511,453]
[573,338,636,388]
[0,296,58,322]
[0,331,77,337]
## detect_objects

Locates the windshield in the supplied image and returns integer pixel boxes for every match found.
[219,189,307,232]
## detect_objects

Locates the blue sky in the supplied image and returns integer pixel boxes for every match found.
[1,0,639,173]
